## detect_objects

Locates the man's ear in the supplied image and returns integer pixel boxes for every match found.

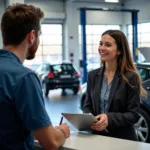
[28,30,35,45]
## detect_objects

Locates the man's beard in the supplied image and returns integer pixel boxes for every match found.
[26,40,38,60]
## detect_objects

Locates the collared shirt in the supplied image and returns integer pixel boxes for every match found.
[100,76,112,113]
[0,49,51,150]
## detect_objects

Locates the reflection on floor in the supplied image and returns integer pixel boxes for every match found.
[44,89,82,130]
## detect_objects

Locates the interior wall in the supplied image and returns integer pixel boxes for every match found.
[25,0,65,19]
[25,0,64,12]
[124,0,150,24]
[25,0,124,25]
[0,0,5,48]
[74,2,123,25]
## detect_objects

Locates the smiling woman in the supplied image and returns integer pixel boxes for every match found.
[83,29,147,141]
[80,62,150,143]
[99,34,120,63]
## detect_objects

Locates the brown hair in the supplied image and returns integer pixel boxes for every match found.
[101,30,147,97]
[1,3,44,46]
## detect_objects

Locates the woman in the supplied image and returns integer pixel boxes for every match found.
[83,30,147,141]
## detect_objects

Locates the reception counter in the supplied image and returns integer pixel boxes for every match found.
[34,131,150,150]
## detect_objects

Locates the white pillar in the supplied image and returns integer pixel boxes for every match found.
[64,1,80,70]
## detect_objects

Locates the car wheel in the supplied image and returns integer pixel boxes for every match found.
[43,82,49,97]
[73,87,79,95]
[134,108,150,143]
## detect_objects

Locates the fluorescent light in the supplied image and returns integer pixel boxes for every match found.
[105,0,119,3]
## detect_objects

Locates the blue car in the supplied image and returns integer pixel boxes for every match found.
[80,62,150,143]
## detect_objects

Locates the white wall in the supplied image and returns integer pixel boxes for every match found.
[124,0,150,24]
[25,0,124,24]
[0,0,5,48]
[74,2,123,25]
[25,0,65,19]
[25,0,64,12]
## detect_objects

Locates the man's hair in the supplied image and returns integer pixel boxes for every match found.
[1,3,44,46]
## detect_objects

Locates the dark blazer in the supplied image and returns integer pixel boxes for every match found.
[83,66,140,141]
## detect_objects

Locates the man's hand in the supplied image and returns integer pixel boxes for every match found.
[55,123,70,138]
[91,114,108,131]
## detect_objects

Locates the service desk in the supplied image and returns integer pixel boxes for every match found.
[34,131,150,150]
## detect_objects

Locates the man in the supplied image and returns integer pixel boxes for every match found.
[0,3,70,150]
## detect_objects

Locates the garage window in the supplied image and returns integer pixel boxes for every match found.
[24,24,63,70]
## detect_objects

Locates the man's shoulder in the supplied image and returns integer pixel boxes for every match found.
[11,63,35,78]
[0,59,37,86]
[17,66,39,84]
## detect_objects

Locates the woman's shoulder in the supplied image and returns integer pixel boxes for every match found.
[88,67,102,77]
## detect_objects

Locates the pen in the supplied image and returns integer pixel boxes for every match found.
[59,116,63,125]
[104,128,109,133]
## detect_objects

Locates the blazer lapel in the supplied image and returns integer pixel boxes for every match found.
[107,68,121,111]
[94,67,104,115]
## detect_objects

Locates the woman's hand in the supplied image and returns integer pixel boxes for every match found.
[91,114,108,131]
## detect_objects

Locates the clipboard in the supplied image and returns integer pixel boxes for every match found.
[61,113,97,131]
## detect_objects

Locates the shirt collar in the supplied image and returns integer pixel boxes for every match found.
[0,49,22,64]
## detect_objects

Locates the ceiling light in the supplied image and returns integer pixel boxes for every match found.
[105,0,119,3]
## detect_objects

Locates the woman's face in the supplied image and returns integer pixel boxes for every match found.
[98,34,120,63]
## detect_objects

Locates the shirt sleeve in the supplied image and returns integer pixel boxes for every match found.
[14,73,51,131]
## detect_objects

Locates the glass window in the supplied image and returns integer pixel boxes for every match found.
[86,35,93,44]
[79,24,120,71]
[42,64,49,72]
[128,35,133,43]
[42,35,62,45]
[106,25,120,30]
[36,65,42,73]
[128,25,133,34]
[86,25,93,34]
[92,25,105,34]
[24,24,63,68]
[93,45,99,53]
[42,45,62,55]
[46,55,62,63]
[127,22,150,58]
[93,35,100,44]
[52,64,74,71]
[140,43,150,47]
[41,24,62,34]
[137,68,147,81]
[86,45,93,53]
[140,33,150,43]
[140,23,150,33]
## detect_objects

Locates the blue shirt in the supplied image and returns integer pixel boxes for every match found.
[100,76,112,113]
[0,50,51,150]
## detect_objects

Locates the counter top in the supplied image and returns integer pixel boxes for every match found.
[34,131,150,150]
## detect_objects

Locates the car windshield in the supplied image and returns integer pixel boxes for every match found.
[51,64,75,72]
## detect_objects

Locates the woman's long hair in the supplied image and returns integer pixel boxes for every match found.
[101,30,147,97]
